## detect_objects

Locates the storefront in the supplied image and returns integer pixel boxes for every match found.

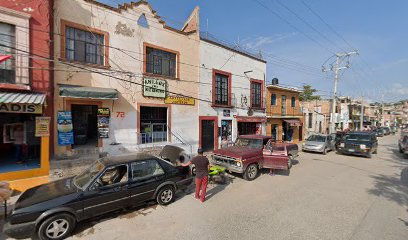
[0,92,50,181]
[267,118,303,143]
[236,116,265,136]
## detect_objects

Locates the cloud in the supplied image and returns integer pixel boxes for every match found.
[241,32,297,50]
[390,83,408,95]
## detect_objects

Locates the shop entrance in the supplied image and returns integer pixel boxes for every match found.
[139,106,168,144]
[220,120,232,148]
[71,104,98,148]
[0,113,40,173]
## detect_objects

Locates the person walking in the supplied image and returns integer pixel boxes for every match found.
[182,148,210,203]
[13,125,25,164]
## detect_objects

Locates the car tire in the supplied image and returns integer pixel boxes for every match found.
[400,147,404,153]
[323,148,328,155]
[288,155,293,169]
[156,185,175,206]
[366,152,372,158]
[243,164,258,181]
[37,213,76,240]
[373,148,378,154]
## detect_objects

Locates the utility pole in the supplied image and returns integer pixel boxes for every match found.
[360,95,364,130]
[322,50,358,134]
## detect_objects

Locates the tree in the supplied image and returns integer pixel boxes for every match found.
[300,84,321,101]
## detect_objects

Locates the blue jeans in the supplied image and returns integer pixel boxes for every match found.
[15,144,22,162]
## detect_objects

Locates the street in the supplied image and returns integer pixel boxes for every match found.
[2,134,408,240]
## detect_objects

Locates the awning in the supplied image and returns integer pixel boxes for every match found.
[59,85,118,100]
[235,116,267,123]
[284,119,302,127]
[0,92,46,114]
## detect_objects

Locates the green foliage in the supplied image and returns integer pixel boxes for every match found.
[300,84,321,101]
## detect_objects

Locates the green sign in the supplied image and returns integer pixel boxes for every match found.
[143,78,166,98]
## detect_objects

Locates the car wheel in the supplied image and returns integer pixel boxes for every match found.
[323,148,328,155]
[243,164,258,181]
[191,165,196,176]
[288,155,293,169]
[373,148,378,154]
[400,147,404,153]
[156,185,175,205]
[366,152,372,158]
[38,213,76,240]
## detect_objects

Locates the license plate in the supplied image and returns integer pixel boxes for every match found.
[348,149,355,152]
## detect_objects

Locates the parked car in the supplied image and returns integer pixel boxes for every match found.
[3,154,192,240]
[302,134,336,154]
[399,135,408,156]
[375,128,385,137]
[211,135,298,181]
[381,127,391,135]
[159,144,195,175]
[337,132,378,158]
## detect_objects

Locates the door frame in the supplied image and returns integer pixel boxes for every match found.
[199,116,218,151]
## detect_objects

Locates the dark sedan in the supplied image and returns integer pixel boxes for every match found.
[337,132,378,158]
[3,154,192,240]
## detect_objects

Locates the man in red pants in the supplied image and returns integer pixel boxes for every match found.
[182,148,209,202]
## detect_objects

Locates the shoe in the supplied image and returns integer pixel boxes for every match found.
[268,172,275,176]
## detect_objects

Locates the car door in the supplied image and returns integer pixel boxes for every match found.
[263,144,289,170]
[128,159,166,206]
[82,164,130,218]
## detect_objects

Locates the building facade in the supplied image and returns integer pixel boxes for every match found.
[0,1,53,184]
[53,0,200,159]
[266,84,303,143]
[199,35,267,151]
[301,100,330,136]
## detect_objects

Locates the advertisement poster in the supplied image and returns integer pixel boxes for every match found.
[97,108,110,138]
[35,117,51,137]
[57,111,74,145]
[143,78,166,98]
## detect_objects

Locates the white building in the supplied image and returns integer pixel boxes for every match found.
[198,35,267,151]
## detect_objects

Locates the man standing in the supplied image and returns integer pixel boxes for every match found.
[182,148,209,203]
[13,125,24,164]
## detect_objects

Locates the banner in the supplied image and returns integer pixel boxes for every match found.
[0,103,42,114]
[57,111,74,145]
[143,78,166,98]
[97,108,110,138]
[35,117,50,137]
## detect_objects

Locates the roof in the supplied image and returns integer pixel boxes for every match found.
[266,84,302,93]
[0,92,46,104]
[239,135,271,139]
[101,153,157,166]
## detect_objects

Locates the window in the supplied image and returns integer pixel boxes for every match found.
[215,73,230,106]
[0,22,15,84]
[146,47,176,77]
[97,165,128,187]
[271,94,277,106]
[291,97,296,107]
[308,113,313,128]
[281,95,286,115]
[131,160,165,181]
[65,26,105,65]
[137,14,149,28]
[251,81,262,108]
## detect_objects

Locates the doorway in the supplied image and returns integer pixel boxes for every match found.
[71,104,98,148]
[139,106,168,144]
[201,120,215,152]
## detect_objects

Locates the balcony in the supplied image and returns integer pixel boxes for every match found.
[266,105,302,118]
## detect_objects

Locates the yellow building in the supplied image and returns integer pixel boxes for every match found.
[266,84,303,143]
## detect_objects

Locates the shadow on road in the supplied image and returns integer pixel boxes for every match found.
[367,173,408,207]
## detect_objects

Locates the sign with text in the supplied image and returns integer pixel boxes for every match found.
[143,78,166,98]
[35,117,51,137]
[57,111,74,145]
[223,109,231,117]
[164,96,195,105]
[0,103,42,114]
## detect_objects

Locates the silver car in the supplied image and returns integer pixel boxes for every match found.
[302,134,336,155]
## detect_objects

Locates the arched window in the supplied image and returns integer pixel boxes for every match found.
[137,14,149,28]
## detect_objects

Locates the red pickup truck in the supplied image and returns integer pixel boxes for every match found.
[211,135,299,181]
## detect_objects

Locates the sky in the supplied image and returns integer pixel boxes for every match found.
[100,0,408,103]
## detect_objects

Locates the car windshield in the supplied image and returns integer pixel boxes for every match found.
[345,134,371,141]
[73,160,105,189]
[307,135,326,142]
[235,138,263,148]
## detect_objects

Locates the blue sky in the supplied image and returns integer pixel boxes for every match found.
[100,0,408,103]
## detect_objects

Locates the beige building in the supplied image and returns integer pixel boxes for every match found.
[53,0,200,158]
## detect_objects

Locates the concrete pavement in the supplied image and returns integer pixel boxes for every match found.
[2,134,407,240]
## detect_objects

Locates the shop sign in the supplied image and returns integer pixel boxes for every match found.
[97,108,110,138]
[164,96,195,105]
[57,111,74,145]
[0,103,42,114]
[143,78,166,98]
[35,117,50,137]
[223,109,230,117]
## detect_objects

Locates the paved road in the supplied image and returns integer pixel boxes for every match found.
[2,134,408,240]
